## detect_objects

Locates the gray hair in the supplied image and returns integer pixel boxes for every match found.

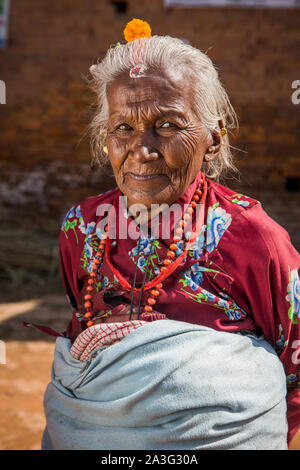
[87,35,239,182]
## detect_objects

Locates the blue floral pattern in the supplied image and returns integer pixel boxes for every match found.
[77,215,116,292]
[174,239,185,257]
[229,194,250,207]
[61,205,80,243]
[130,235,153,257]
[181,264,204,290]
[179,268,247,321]
[61,206,75,231]
[229,193,262,207]
[187,225,206,260]
[206,203,232,253]
[275,324,288,355]
[128,235,162,278]
[61,204,115,293]
[286,267,300,324]
[287,372,300,391]
[83,222,96,259]
[75,206,86,234]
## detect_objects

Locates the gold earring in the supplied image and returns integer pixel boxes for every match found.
[103,146,108,155]
[218,119,227,137]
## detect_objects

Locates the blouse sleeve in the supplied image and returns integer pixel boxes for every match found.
[59,204,86,339]
[226,203,300,445]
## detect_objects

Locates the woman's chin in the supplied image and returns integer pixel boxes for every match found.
[124,183,174,208]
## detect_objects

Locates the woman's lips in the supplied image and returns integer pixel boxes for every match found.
[128,172,164,181]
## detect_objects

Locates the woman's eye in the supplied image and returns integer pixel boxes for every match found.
[117,123,131,131]
[158,121,179,129]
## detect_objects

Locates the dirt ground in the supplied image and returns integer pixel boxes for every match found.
[0,295,71,450]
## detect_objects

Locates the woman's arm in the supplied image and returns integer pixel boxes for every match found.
[59,204,87,339]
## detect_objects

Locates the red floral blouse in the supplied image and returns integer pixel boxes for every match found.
[57,171,300,445]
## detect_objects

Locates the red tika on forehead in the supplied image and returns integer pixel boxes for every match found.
[129,64,147,79]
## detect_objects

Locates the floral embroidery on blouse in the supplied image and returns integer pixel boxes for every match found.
[61,206,79,244]
[76,206,86,234]
[61,206,74,230]
[180,264,205,290]
[286,267,300,325]
[287,372,300,391]
[61,205,86,244]
[128,235,162,278]
[206,203,232,253]
[229,193,250,207]
[187,225,206,260]
[179,273,248,321]
[275,324,288,355]
[83,222,97,261]
[228,193,261,207]
[79,219,116,292]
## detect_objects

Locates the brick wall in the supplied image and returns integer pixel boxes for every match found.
[0,0,299,286]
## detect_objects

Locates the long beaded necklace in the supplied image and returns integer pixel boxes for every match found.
[83,172,207,327]
[128,233,156,320]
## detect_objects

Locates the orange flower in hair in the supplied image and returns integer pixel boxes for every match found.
[123,18,151,42]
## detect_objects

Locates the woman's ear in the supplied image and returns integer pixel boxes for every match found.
[203,129,222,162]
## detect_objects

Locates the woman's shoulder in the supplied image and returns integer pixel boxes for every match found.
[60,187,119,231]
[207,179,295,256]
[207,178,261,212]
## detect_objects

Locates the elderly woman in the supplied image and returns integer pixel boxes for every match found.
[41,20,300,450]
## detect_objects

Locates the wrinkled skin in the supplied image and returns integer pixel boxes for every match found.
[106,68,222,213]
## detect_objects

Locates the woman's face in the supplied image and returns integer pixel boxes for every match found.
[106,69,214,209]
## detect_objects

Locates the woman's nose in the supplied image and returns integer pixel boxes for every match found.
[132,145,158,162]
[129,130,159,162]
